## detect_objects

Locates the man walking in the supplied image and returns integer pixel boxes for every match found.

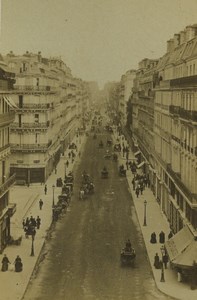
[39,199,43,210]
[44,184,47,195]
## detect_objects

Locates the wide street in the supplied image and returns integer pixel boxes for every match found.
[23,128,173,300]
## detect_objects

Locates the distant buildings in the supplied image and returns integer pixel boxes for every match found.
[119,70,136,127]
[0,56,16,253]
[4,51,90,184]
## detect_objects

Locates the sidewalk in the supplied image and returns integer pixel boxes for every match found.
[0,133,87,300]
[115,131,197,300]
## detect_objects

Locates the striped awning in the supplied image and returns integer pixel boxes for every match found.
[165,225,194,262]
[3,96,18,108]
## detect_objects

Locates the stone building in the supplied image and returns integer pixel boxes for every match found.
[130,24,197,236]
[0,56,16,253]
[131,59,158,174]
[154,25,197,234]
[4,51,87,184]
[119,70,136,127]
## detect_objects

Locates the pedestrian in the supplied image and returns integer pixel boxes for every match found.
[150,232,157,244]
[1,254,10,272]
[135,187,139,198]
[68,152,71,159]
[25,217,30,227]
[140,184,144,195]
[44,184,47,195]
[14,255,23,272]
[159,231,165,243]
[22,219,26,229]
[39,199,43,210]
[36,216,41,229]
[154,253,160,269]
[162,253,168,269]
[126,160,129,170]
[66,160,69,168]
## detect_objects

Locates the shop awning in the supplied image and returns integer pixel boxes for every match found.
[3,96,18,108]
[134,150,141,156]
[172,240,197,268]
[137,161,145,168]
[165,225,194,262]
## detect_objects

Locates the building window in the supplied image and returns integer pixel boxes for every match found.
[34,114,39,123]
[19,95,23,108]
[35,133,38,143]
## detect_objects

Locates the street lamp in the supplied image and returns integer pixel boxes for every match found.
[52,184,55,207]
[160,245,165,282]
[30,231,35,256]
[143,200,147,226]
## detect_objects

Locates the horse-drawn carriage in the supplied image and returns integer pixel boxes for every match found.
[120,248,136,266]
[119,165,126,177]
[120,240,136,266]
[79,172,95,200]
[101,167,108,179]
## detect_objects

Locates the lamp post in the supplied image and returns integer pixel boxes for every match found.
[160,245,165,282]
[30,231,35,256]
[52,184,55,208]
[143,200,147,226]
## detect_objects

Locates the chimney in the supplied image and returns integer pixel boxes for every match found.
[38,51,42,62]
[167,39,175,52]
[185,25,196,41]
[174,34,180,48]
[180,31,186,44]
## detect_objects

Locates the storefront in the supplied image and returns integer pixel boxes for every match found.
[165,225,197,287]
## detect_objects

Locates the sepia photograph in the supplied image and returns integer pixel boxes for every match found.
[0,0,197,299]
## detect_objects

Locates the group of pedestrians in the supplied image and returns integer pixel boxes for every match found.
[132,173,150,198]
[1,254,23,272]
[151,230,174,270]
[22,215,41,238]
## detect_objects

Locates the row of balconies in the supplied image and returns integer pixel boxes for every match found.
[14,85,58,93]
[10,140,52,152]
[171,135,197,156]
[11,121,50,129]
[166,164,197,205]
[0,174,16,199]
[155,75,197,89]
[0,111,15,126]
[169,105,197,122]
[14,103,53,112]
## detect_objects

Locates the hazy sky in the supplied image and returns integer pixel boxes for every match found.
[1,0,197,88]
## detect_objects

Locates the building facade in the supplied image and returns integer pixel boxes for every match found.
[119,70,136,127]
[5,52,88,184]
[0,57,16,253]
[154,25,197,234]
[129,25,197,237]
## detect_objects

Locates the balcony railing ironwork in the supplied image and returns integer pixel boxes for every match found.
[0,174,16,198]
[0,111,15,126]
[169,105,197,122]
[166,164,197,205]
[11,121,50,129]
[10,141,52,151]
[14,85,55,92]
